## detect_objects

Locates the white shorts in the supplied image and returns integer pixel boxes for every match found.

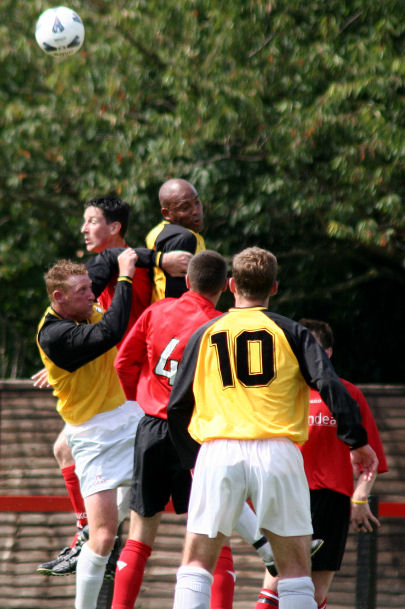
[187,437,313,538]
[64,401,144,498]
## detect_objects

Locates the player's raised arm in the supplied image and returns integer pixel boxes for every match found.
[117,247,137,278]
[160,250,193,276]
[86,247,193,298]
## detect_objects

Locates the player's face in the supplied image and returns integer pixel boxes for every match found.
[164,190,204,232]
[59,275,95,321]
[81,206,116,253]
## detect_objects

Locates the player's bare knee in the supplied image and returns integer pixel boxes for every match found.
[89,527,117,556]
[53,433,74,468]
[273,548,311,579]
[181,532,224,572]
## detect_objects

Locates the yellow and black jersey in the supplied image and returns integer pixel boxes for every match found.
[36,278,132,425]
[146,221,205,302]
[167,307,368,469]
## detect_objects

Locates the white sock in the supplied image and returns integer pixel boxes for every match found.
[75,542,110,609]
[234,502,273,563]
[278,576,317,609]
[173,565,214,609]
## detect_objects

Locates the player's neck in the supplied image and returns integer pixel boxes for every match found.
[105,235,126,249]
[194,290,220,307]
[233,295,269,309]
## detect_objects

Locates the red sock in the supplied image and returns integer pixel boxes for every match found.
[111,539,152,609]
[61,464,87,533]
[253,588,279,608]
[210,545,235,609]
[318,599,327,609]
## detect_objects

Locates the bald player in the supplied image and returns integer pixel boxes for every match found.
[146,178,205,301]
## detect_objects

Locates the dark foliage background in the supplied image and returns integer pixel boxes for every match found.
[1,1,404,381]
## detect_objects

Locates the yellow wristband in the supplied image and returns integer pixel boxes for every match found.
[117,276,133,284]
[351,498,368,505]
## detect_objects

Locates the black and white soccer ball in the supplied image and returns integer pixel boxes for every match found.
[35,6,85,57]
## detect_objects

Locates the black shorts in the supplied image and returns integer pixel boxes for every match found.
[310,488,351,572]
[130,414,192,517]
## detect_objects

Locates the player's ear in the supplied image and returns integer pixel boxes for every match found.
[270,281,278,296]
[228,277,236,294]
[53,289,65,304]
[110,221,121,235]
[221,278,229,292]
[161,206,171,221]
[185,274,191,289]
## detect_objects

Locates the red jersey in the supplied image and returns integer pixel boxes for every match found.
[98,266,152,344]
[300,379,388,496]
[115,290,221,419]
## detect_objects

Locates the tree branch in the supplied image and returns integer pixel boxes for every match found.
[339,11,362,34]
[248,34,274,58]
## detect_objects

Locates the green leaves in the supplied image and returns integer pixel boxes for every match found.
[1,0,404,380]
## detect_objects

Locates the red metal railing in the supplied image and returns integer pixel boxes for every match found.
[0,495,404,516]
[377,501,405,518]
[0,494,176,512]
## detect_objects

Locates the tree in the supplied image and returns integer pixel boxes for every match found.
[0,0,404,380]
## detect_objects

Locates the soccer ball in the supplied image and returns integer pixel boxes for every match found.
[35,6,85,57]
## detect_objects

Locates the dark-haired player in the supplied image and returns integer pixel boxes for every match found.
[253,319,388,609]
[112,250,234,609]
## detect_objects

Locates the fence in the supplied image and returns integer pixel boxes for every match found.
[1,380,404,608]
[0,493,404,609]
